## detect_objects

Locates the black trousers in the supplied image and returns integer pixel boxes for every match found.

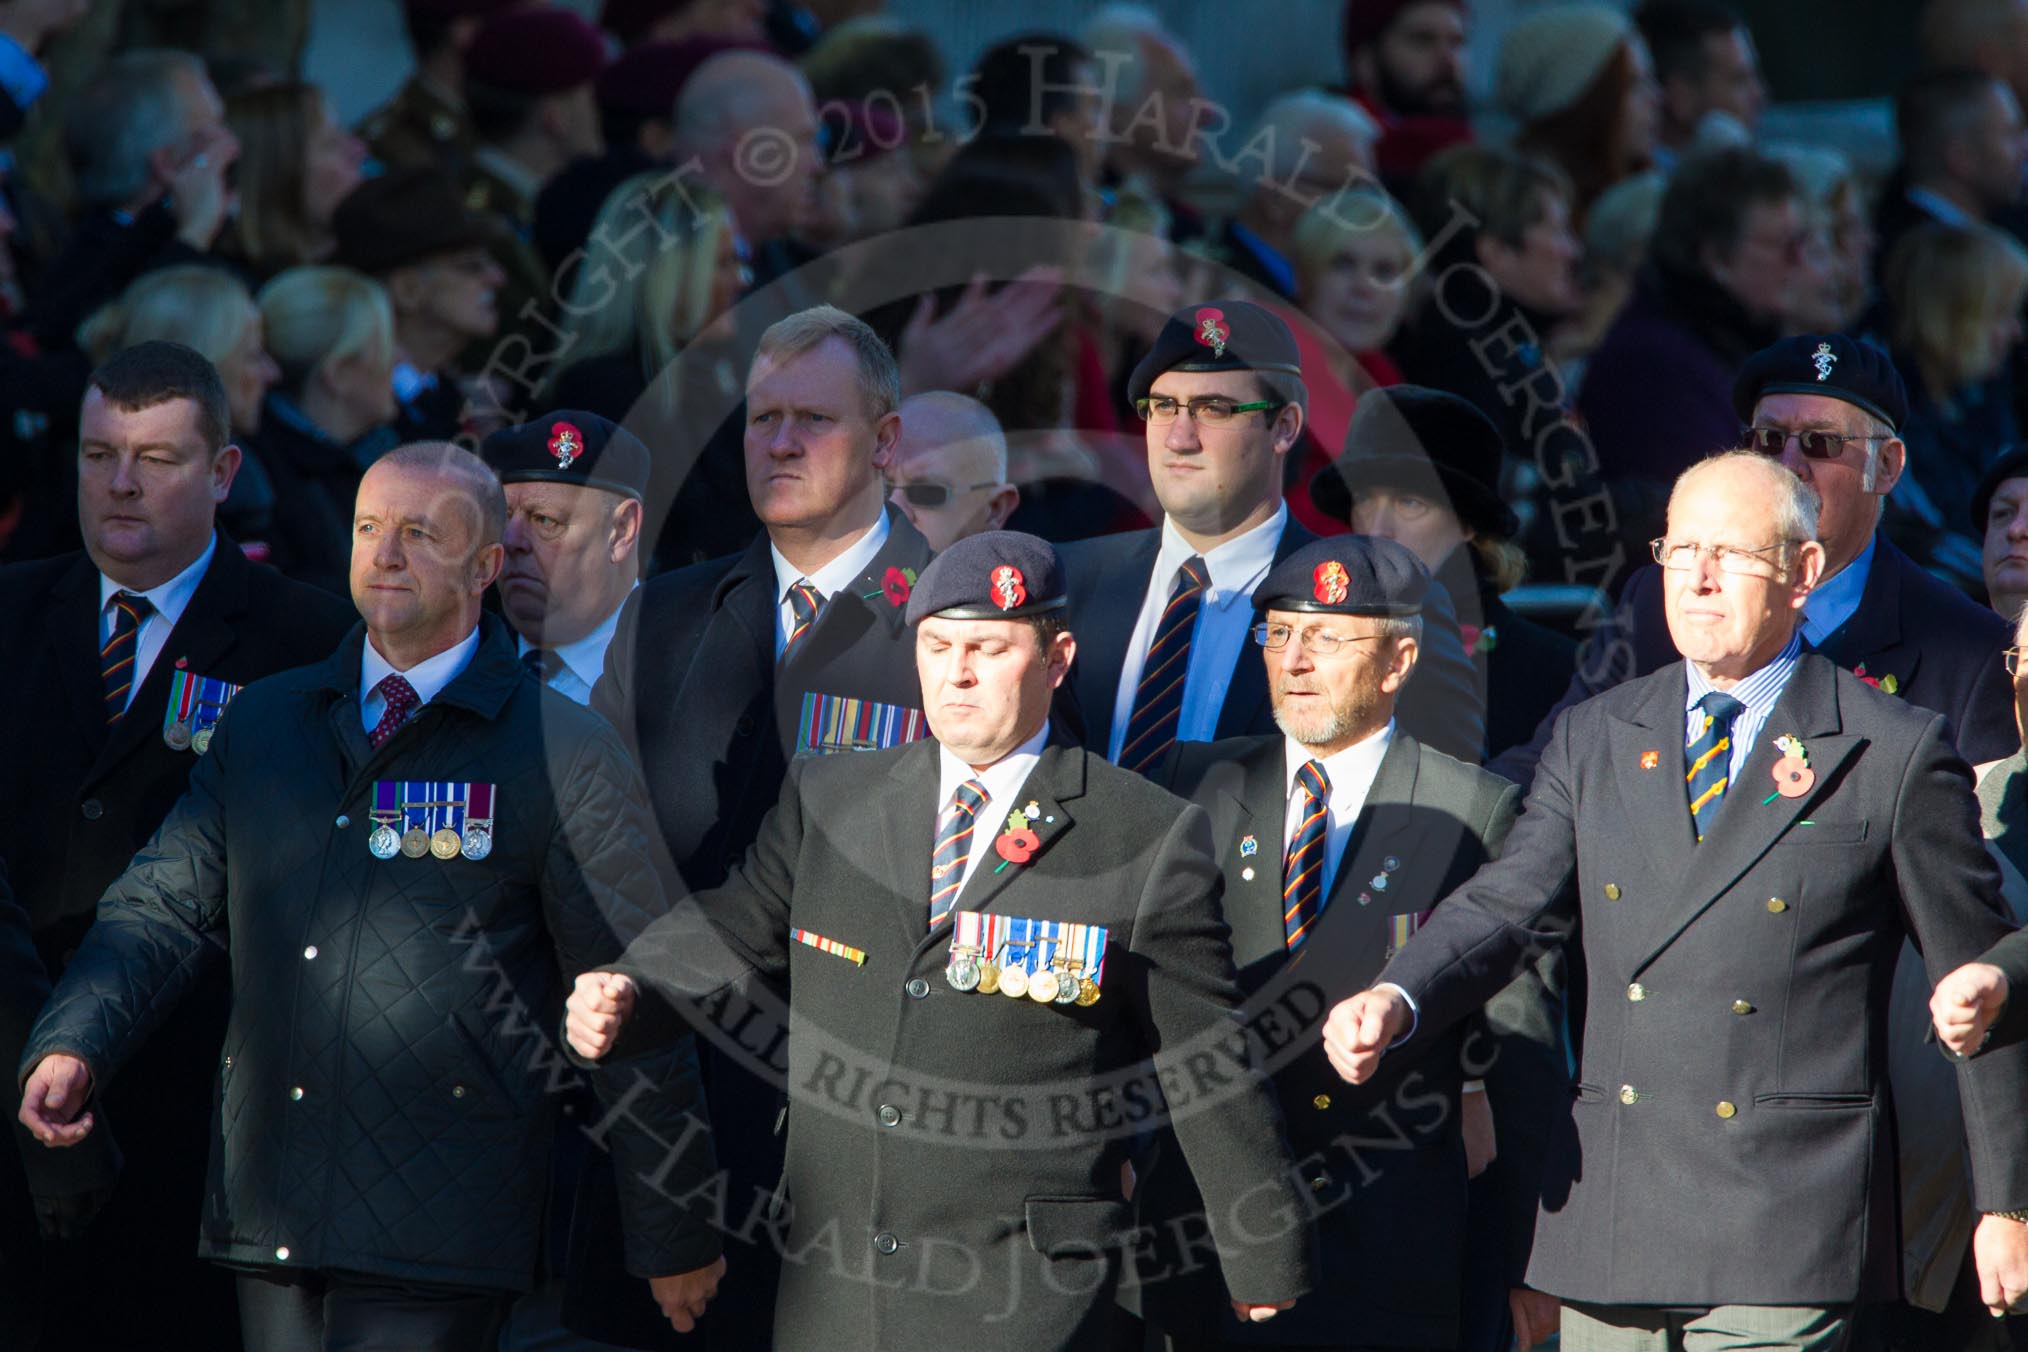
[236,1271,509,1352]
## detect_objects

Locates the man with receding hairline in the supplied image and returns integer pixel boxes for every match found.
[887,391,1019,551]
[18,441,721,1352]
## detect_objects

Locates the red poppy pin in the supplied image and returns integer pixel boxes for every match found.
[1766,733,1814,802]
[1313,560,1350,605]
[881,566,916,607]
[1853,662,1901,695]
[1640,750,1660,770]
[549,421,583,470]
[1194,306,1230,358]
[993,809,1041,871]
[991,564,1027,610]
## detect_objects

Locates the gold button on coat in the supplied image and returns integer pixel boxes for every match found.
[1604,883,1621,900]
[1767,897,1788,913]
[1619,1085,1638,1105]
[1627,982,1647,1002]
[1732,999,1754,1015]
[1312,1093,1331,1111]
[1716,1101,1737,1119]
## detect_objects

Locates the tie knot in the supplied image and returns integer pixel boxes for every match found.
[110,590,153,622]
[1176,556,1207,594]
[1696,691,1744,725]
[1297,759,1330,802]
[376,673,419,712]
[522,647,562,682]
[950,778,988,816]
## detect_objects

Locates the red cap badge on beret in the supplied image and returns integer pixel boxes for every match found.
[1313,560,1349,605]
[549,421,582,470]
[1194,307,1230,359]
[991,565,1027,610]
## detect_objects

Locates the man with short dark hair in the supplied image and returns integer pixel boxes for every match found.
[1339,0,1473,191]
[569,529,1317,1350]
[1980,446,2028,622]
[18,440,721,1352]
[0,340,353,1351]
[1635,0,1767,170]
[1877,68,2028,275]
[1061,299,1484,770]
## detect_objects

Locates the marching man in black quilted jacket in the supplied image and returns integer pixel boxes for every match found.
[15,443,723,1350]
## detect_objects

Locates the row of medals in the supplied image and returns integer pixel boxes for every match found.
[163,720,213,754]
[368,822,493,861]
[945,949,1099,1006]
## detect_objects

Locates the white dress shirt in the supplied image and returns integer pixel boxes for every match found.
[518,583,636,707]
[1281,720,1395,899]
[360,626,481,733]
[1107,504,1287,760]
[934,722,1050,898]
[769,511,891,656]
[99,533,218,713]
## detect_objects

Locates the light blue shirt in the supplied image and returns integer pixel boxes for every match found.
[1799,533,1876,649]
[361,626,481,734]
[517,583,635,707]
[1684,630,1804,783]
[0,35,48,115]
[1107,505,1287,761]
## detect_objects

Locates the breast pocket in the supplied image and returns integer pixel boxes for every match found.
[1783,818,1868,846]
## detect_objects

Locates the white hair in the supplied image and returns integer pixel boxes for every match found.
[1672,451,1822,562]
[1251,89,1379,183]
[673,50,809,159]
[67,50,208,209]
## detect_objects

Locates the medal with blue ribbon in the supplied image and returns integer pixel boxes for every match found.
[370,781,496,861]
[162,668,242,753]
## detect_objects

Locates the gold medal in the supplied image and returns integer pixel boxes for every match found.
[999,965,1028,998]
[400,827,430,858]
[1076,977,1100,1006]
[1028,968,1060,1003]
[977,962,1001,994]
[191,727,213,754]
[164,720,192,751]
[430,828,461,859]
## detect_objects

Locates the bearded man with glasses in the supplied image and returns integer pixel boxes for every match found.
[1491,331,2015,789]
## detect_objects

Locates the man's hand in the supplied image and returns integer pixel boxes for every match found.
[1229,1299,1294,1322]
[1933,961,2010,1058]
[565,972,638,1061]
[1510,1287,1561,1349]
[648,1256,726,1334]
[17,1053,94,1146]
[167,129,238,251]
[0,0,88,56]
[1976,1213,2028,1318]
[896,267,1066,396]
[1461,1087,1498,1179]
[1322,987,1412,1084]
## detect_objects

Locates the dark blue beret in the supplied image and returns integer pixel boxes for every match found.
[480,411,651,500]
[1731,333,1908,435]
[1310,384,1519,540]
[1127,299,1304,403]
[1973,444,2028,534]
[1254,534,1429,617]
[904,530,1068,623]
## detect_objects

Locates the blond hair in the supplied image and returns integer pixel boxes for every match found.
[257,266,393,396]
[79,264,257,368]
[1885,221,2028,393]
[754,304,900,418]
[224,82,332,274]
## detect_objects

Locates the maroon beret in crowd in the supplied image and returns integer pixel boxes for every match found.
[466,7,609,96]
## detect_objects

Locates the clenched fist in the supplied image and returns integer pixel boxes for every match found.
[566,971,638,1061]
[1321,987,1412,1084]
[18,1053,95,1147]
[1932,961,2009,1059]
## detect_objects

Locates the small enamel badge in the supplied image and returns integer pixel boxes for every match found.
[1640,750,1660,770]
[1812,342,1836,381]
[1194,306,1230,358]
[1854,662,1901,695]
[549,420,582,469]
[990,565,1027,610]
[1313,560,1350,605]
[1239,834,1259,858]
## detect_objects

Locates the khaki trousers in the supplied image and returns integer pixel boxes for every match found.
[1561,1300,1854,1352]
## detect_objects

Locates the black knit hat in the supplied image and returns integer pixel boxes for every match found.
[480,411,651,501]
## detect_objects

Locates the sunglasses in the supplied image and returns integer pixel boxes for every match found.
[893,480,1000,508]
[1739,426,1890,459]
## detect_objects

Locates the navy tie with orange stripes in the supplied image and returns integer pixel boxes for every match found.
[1283,759,1331,950]
[100,591,153,724]
[782,580,822,660]
[1685,691,1744,841]
[929,778,989,928]
[1118,556,1207,774]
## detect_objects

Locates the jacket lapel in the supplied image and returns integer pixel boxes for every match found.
[52,555,109,754]
[1195,737,1288,972]
[1212,517,1316,740]
[945,740,1085,928]
[1605,666,1699,887]
[880,738,943,948]
[1811,533,1910,686]
[1293,734,1421,989]
[1632,654,1859,969]
[1072,532,1161,753]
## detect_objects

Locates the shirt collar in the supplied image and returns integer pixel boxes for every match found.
[1801,532,1876,644]
[1157,502,1287,602]
[1283,718,1394,800]
[1684,630,1803,713]
[100,532,217,627]
[1227,220,1295,296]
[938,720,1052,816]
[1907,185,1976,229]
[770,509,891,605]
[518,583,635,686]
[361,625,482,709]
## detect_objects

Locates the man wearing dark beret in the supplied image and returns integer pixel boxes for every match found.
[1129,532,1558,1352]
[482,412,648,707]
[566,528,1316,1349]
[1493,331,2015,788]
[358,0,522,183]
[1340,0,1473,191]
[1979,445,2028,625]
[1060,299,1485,776]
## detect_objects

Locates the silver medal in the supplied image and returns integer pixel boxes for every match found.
[461,825,492,860]
[369,825,401,859]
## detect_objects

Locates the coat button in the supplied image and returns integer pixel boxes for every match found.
[80,799,103,820]
[734,715,756,737]
[1618,1085,1638,1105]
[275,1246,290,1261]
[873,1232,899,1255]
[452,1085,467,1099]
[1309,1174,1330,1192]
[905,978,930,999]
[335,815,350,829]
[303,946,317,960]
[1732,999,1754,1015]
[290,1087,305,1101]
[1716,1101,1737,1119]
[1312,1093,1331,1110]
[877,1104,901,1127]
[1767,897,1788,913]
[1627,982,1647,1002]
[1604,883,1621,900]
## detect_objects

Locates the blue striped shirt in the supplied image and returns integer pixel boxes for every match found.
[1684,631,1804,783]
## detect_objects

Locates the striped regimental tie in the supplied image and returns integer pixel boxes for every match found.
[1283,759,1331,949]
[1118,556,1207,774]
[100,591,154,723]
[1685,691,1745,841]
[781,580,822,660]
[928,778,989,928]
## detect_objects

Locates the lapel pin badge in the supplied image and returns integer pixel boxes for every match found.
[1640,749,1660,770]
[1358,891,1372,906]
[1239,833,1259,858]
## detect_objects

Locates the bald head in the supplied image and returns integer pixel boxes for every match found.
[374,441,508,549]
[352,442,508,667]
[888,393,1018,551]
[675,51,821,240]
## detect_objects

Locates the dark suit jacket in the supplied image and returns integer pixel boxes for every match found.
[604,737,1317,1350]
[1059,518,1487,765]
[1376,651,2028,1306]
[1488,534,2015,788]
[1132,732,1561,1347]
[0,537,351,1349]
